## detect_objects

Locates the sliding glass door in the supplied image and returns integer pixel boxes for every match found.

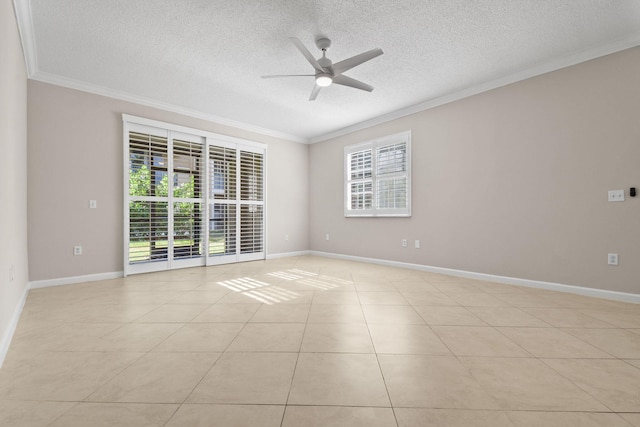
[124,117,265,275]
[207,142,264,265]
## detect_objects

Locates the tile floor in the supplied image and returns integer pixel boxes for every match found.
[1,255,639,426]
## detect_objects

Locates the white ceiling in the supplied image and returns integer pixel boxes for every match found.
[15,0,640,142]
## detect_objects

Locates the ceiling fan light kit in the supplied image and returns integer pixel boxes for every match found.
[315,73,333,87]
[262,36,383,101]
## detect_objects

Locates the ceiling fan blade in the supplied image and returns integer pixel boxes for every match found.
[261,74,315,78]
[309,84,321,101]
[289,37,324,72]
[332,75,374,92]
[332,48,384,75]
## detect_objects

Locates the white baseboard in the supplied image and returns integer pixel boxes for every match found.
[266,250,311,260]
[309,251,640,304]
[29,271,124,290]
[0,285,29,368]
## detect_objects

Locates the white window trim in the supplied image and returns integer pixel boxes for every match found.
[344,131,411,217]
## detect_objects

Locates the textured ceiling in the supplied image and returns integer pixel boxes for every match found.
[16,0,640,142]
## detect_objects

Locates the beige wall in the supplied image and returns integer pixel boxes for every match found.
[1,0,29,358]
[310,47,640,294]
[27,81,309,281]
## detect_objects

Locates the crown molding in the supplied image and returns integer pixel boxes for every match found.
[30,71,308,144]
[12,0,37,76]
[309,33,640,144]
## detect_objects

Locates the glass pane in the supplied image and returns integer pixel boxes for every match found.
[128,201,169,264]
[349,181,373,210]
[240,151,263,201]
[376,142,406,176]
[349,149,372,180]
[129,132,168,197]
[173,202,203,259]
[209,146,237,200]
[173,140,202,199]
[209,203,237,256]
[240,204,263,253]
[376,177,407,209]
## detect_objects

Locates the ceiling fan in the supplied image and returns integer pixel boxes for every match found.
[262,37,383,101]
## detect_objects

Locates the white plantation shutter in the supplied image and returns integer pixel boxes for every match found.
[345,131,411,217]
[172,139,204,260]
[128,131,170,266]
[124,115,266,275]
[238,150,264,259]
[208,145,237,259]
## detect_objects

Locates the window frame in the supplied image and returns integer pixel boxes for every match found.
[344,131,411,217]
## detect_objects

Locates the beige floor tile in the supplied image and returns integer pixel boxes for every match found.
[378,354,499,409]
[227,323,305,352]
[543,358,640,412]
[522,308,616,328]
[166,404,284,427]
[432,326,529,357]
[153,323,243,352]
[0,400,76,427]
[71,323,183,352]
[187,352,297,404]
[562,328,640,358]
[312,291,360,305]
[88,352,219,403]
[577,309,640,328]
[431,282,488,295]
[450,292,510,307]
[493,294,563,308]
[358,291,409,305]
[191,303,260,322]
[167,290,228,304]
[399,291,458,306]
[395,408,515,427]
[48,403,178,427]
[236,287,311,304]
[460,357,608,411]
[0,351,143,401]
[362,305,425,324]
[307,304,365,323]
[249,303,310,322]
[627,359,640,369]
[216,291,277,304]
[282,406,397,427]
[506,411,631,427]
[8,322,123,353]
[288,353,390,406]
[301,323,373,353]
[466,307,549,327]
[620,413,640,426]
[498,327,613,358]
[414,306,486,326]
[134,304,211,322]
[368,323,450,355]
[354,282,397,292]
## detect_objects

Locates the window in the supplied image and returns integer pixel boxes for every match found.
[344,131,411,217]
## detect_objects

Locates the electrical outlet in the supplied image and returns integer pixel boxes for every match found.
[415,240,420,249]
[74,246,82,256]
[608,253,618,266]
[325,233,330,241]
[402,239,407,247]
[608,190,624,202]
[89,199,97,209]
